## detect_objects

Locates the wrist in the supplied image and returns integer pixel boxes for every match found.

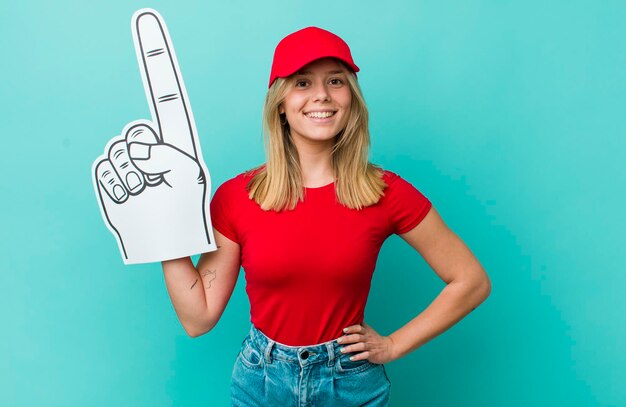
[387,334,402,362]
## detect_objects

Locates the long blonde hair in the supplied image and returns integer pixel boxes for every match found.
[247,66,386,211]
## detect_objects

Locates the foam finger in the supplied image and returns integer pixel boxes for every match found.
[132,9,198,158]
[96,159,128,203]
[125,122,159,144]
[125,122,161,186]
[108,140,146,195]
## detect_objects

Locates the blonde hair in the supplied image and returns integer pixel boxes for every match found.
[247,67,386,211]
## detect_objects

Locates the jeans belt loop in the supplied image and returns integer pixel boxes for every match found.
[326,342,335,367]
[264,339,275,364]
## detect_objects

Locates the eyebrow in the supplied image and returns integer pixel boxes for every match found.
[295,70,345,75]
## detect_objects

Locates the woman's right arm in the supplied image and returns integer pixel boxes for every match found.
[161,229,241,337]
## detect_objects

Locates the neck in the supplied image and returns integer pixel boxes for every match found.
[292,137,335,188]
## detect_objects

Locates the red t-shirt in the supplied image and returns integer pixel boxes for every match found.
[210,170,432,346]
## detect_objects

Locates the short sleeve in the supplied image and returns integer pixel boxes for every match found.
[383,172,432,235]
[210,180,239,243]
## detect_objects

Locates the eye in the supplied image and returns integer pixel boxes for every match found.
[294,79,309,88]
[329,77,344,86]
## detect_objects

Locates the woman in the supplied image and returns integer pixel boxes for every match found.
[162,26,491,406]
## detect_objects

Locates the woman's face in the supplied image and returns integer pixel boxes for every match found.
[279,58,352,147]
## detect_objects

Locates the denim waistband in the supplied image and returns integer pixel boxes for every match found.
[248,325,343,367]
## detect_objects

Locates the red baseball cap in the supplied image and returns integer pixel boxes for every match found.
[268,26,360,88]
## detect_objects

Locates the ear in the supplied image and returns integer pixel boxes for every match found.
[279,104,285,114]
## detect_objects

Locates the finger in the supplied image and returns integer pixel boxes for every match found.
[340,342,367,354]
[108,140,146,195]
[125,122,161,186]
[125,122,159,144]
[347,351,370,362]
[343,325,364,334]
[337,333,364,344]
[95,159,128,203]
[132,9,198,158]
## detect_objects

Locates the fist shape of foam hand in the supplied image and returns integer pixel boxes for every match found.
[93,9,216,264]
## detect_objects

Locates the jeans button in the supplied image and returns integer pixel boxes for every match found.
[301,351,309,360]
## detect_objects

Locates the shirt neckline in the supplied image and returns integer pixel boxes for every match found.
[304,182,335,191]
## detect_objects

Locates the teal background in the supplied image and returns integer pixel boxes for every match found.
[1,0,624,406]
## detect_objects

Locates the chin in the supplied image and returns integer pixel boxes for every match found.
[310,133,340,143]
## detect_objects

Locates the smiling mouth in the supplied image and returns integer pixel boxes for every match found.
[304,111,337,119]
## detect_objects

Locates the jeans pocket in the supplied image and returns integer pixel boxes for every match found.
[239,337,264,369]
[335,353,375,375]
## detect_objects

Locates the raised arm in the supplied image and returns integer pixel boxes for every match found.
[162,229,241,337]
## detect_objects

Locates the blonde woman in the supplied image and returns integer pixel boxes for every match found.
[162,27,491,406]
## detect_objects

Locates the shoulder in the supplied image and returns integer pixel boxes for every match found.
[380,169,416,193]
[381,169,402,187]
[377,168,429,202]
[376,168,432,234]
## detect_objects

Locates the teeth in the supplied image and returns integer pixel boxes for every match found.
[306,111,335,118]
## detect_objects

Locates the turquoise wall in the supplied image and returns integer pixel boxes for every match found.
[1,0,624,405]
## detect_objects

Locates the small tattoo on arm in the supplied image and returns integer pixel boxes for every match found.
[201,269,217,289]
[190,278,199,290]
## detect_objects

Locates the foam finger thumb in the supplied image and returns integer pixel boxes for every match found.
[129,143,202,187]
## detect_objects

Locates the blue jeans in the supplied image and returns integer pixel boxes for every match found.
[231,325,391,406]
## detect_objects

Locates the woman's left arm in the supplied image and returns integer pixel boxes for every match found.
[338,206,492,363]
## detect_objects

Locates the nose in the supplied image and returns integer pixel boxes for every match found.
[312,81,331,103]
